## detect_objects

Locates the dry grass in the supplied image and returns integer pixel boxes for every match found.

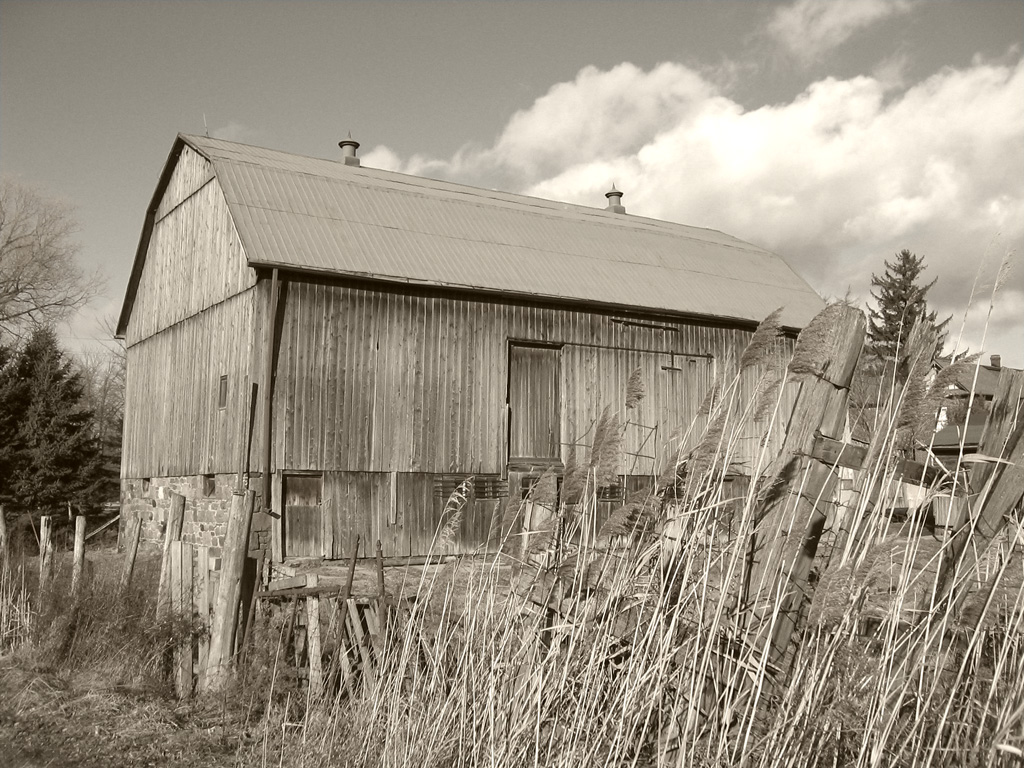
[232,305,1023,768]
[2,301,1022,767]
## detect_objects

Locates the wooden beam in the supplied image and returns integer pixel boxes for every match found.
[305,574,323,696]
[746,304,865,679]
[0,505,9,565]
[809,435,945,485]
[261,268,281,514]
[38,516,54,591]
[71,516,87,595]
[119,516,143,592]
[157,492,186,618]
[171,540,194,698]
[85,514,120,541]
[931,370,1024,616]
[202,490,255,693]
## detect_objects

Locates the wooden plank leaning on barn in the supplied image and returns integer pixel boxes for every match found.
[156,492,186,618]
[202,490,255,693]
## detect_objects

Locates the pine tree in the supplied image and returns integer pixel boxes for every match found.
[0,342,30,493]
[867,249,948,371]
[0,327,103,516]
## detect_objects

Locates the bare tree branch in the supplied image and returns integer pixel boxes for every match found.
[0,179,104,339]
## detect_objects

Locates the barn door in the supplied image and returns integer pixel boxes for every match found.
[508,343,561,464]
[282,474,322,558]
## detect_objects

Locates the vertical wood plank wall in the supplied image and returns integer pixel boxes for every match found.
[272,278,756,476]
[122,288,257,478]
[126,149,256,346]
[266,277,784,556]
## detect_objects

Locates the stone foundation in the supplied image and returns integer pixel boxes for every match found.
[120,474,271,556]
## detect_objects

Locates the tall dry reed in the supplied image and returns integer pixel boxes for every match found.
[244,303,1022,768]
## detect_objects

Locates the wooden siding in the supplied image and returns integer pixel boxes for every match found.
[122,288,258,478]
[155,145,213,221]
[509,344,561,461]
[271,278,765,477]
[126,169,255,346]
[562,344,715,475]
[317,471,502,558]
[283,474,323,558]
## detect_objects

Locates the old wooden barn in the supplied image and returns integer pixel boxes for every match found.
[116,133,824,561]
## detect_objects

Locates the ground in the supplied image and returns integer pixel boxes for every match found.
[0,661,248,768]
[0,545,523,767]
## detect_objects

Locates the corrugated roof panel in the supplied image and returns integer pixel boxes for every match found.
[187,134,824,327]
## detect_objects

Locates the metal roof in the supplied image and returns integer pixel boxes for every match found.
[124,133,825,333]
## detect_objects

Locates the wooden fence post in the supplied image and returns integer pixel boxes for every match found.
[38,515,54,590]
[306,573,323,696]
[195,546,211,681]
[157,493,186,618]
[0,504,8,567]
[932,369,1024,616]
[119,516,143,593]
[71,515,87,595]
[746,304,865,676]
[202,490,255,692]
[170,540,194,698]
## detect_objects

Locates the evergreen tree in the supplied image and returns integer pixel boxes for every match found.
[0,342,30,493]
[0,327,103,516]
[867,249,948,371]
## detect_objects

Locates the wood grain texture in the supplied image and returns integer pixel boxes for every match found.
[122,288,257,477]
[269,279,776,478]
[127,166,255,346]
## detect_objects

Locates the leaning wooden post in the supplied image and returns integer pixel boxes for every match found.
[157,493,187,618]
[38,515,54,591]
[376,539,386,599]
[0,504,9,568]
[119,516,143,592]
[202,490,255,693]
[932,389,1024,618]
[71,515,87,595]
[341,534,360,601]
[747,304,865,676]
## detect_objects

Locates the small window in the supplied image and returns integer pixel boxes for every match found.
[202,474,216,497]
[142,478,151,494]
[218,375,228,409]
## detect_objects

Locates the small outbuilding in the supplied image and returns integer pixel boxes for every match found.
[117,134,823,561]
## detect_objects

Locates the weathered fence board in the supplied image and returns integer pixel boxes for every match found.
[747,304,866,674]
[119,516,143,592]
[170,540,194,698]
[157,493,186,617]
[71,516,87,595]
[202,490,255,692]
[38,516,54,590]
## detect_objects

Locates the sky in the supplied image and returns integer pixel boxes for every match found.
[2,0,1022,366]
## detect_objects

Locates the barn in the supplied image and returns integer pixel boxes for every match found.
[116,133,824,562]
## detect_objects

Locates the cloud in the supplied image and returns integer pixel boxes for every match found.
[373,58,1024,365]
[767,0,917,63]
[211,120,264,145]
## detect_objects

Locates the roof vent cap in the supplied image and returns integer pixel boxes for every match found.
[605,184,625,214]
[339,133,360,166]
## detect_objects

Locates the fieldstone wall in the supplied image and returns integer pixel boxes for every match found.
[120,474,271,557]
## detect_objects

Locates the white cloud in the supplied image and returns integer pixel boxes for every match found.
[211,121,263,145]
[767,0,917,63]
[374,58,1024,365]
